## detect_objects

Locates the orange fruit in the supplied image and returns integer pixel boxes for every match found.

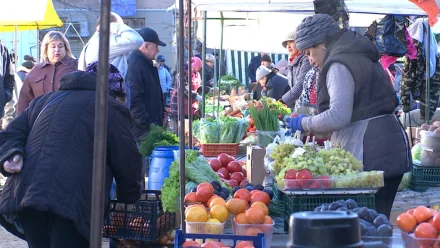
[250,191,271,206]
[234,189,252,202]
[210,205,229,223]
[263,215,273,224]
[236,241,254,248]
[182,240,201,247]
[413,206,434,223]
[185,206,209,222]
[235,213,249,224]
[201,241,222,248]
[184,192,199,206]
[407,208,415,215]
[397,213,417,233]
[185,204,207,216]
[245,208,265,224]
[414,223,437,240]
[206,195,220,207]
[226,198,247,215]
[209,197,226,208]
[250,190,259,195]
[250,201,269,215]
[245,226,263,236]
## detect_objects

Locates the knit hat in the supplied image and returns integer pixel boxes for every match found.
[295,14,341,51]
[282,31,296,48]
[84,62,126,98]
[22,60,35,70]
[191,56,202,70]
[255,66,272,82]
[261,54,272,63]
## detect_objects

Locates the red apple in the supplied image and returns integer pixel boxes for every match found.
[317,175,332,188]
[239,179,249,187]
[209,159,223,172]
[241,168,247,177]
[226,179,238,188]
[227,161,242,173]
[296,169,314,188]
[217,168,229,179]
[285,169,298,179]
[230,172,245,184]
[217,153,233,167]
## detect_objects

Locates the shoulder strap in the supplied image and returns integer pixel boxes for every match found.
[32,91,73,129]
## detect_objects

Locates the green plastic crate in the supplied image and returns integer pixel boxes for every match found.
[410,164,440,192]
[283,193,375,232]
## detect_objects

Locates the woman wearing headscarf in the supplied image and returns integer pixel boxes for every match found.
[17,31,77,114]
[280,31,314,108]
[288,14,411,218]
[0,64,142,248]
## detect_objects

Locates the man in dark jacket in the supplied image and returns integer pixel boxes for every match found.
[0,70,142,248]
[127,27,167,142]
[0,43,14,118]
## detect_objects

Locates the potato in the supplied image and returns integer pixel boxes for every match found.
[421,123,431,131]
[435,127,440,133]
[429,125,437,131]
[433,121,440,128]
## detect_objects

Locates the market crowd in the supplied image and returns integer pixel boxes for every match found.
[0,8,436,248]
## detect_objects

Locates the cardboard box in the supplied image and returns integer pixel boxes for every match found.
[246,146,267,185]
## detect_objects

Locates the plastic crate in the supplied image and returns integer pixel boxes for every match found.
[200,143,239,157]
[103,190,176,242]
[174,229,265,248]
[109,238,174,248]
[283,193,375,232]
[232,218,274,248]
[409,163,440,192]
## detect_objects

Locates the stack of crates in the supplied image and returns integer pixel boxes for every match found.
[409,163,440,192]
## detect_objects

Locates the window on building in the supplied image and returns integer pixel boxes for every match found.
[122,18,145,30]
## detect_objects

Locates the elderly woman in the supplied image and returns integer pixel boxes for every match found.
[280,31,314,109]
[0,64,141,248]
[17,31,77,114]
[288,14,411,218]
[256,65,290,101]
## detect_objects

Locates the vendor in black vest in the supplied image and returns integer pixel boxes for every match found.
[287,14,411,219]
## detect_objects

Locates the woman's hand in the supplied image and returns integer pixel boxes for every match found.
[3,154,23,174]
[286,114,306,132]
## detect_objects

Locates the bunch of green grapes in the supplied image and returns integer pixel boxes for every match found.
[318,148,363,176]
[333,171,384,188]
[269,143,295,174]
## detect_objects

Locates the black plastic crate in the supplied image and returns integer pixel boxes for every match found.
[103,190,176,242]
[283,193,375,231]
[109,238,174,248]
[409,164,440,192]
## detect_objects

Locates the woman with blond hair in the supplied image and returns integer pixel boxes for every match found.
[17,31,77,114]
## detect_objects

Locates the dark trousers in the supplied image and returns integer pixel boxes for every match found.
[374,175,403,219]
[18,208,89,248]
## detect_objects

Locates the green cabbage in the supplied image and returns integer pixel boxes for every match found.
[412,143,421,162]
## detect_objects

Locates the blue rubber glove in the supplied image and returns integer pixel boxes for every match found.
[285,114,306,132]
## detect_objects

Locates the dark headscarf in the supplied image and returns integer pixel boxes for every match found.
[84,62,126,99]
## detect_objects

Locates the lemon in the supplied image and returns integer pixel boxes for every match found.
[185,206,209,222]
[205,218,223,234]
[210,205,229,223]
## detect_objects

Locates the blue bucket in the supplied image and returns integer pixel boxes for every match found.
[148,146,180,190]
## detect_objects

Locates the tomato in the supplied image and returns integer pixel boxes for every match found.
[396,213,417,233]
[432,213,440,231]
[227,161,242,173]
[285,169,298,179]
[413,206,434,223]
[217,153,233,167]
[230,172,245,184]
[209,159,223,172]
[217,168,229,179]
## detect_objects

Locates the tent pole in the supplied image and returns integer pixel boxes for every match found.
[36,25,39,62]
[217,12,224,117]
[425,21,431,123]
[89,0,111,246]
[201,11,207,117]
[187,0,193,149]
[14,26,18,72]
[178,0,187,233]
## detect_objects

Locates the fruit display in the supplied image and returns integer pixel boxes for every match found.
[420,121,440,167]
[192,117,248,144]
[396,205,440,246]
[210,153,248,188]
[181,240,257,248]
[333,171,385,189]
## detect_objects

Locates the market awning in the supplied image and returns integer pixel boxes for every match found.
[0,0,63,32]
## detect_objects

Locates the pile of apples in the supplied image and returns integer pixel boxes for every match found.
[209,153,248,188]
[284,168,332,189]
[396,205,440,246]
[182,240,257,248]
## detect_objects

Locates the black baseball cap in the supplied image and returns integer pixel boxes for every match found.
[138,27,166,47]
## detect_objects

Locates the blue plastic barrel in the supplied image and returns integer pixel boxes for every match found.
[148,146,179,190]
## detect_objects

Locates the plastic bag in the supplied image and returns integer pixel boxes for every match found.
[219,117,238,143]
[257,130,285,147]
[199,118,220,143]
[374,15,408,57]
[234,118,249,143]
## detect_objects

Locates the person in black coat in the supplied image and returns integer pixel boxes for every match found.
[256,65,290,101]
[126,27,167,142]
[0,68,142,248]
